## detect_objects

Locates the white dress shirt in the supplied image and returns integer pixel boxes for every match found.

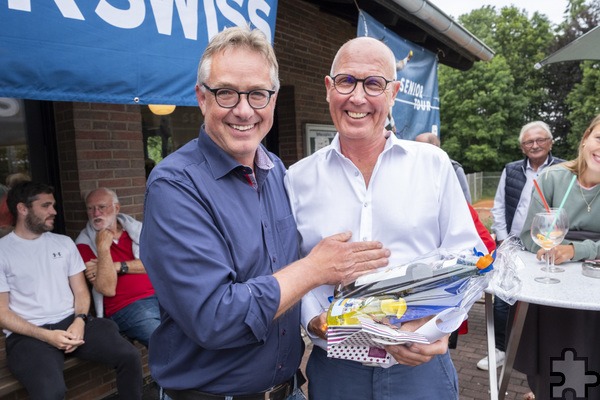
[284,133,486,350]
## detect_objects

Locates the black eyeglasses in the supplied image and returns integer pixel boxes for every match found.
[202,83,275,109]
[329,74,393,96]
[521,137,551,148]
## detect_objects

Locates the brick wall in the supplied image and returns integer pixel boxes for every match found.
[48,1,358,229]
[54,102,146,238]
[275,0,355,165]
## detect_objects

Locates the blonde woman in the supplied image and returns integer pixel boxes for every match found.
[518,114,600,399]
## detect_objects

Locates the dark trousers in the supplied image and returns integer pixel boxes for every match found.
[493,296,510,352]
[6,315,143,400]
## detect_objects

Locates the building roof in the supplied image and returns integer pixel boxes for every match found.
[302,0,495,70]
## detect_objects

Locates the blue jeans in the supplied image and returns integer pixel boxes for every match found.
[110,294,160,348]
[306,346,458,400]
[287,388,307,400]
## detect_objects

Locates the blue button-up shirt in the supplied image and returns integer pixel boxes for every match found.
[140,127,302,395]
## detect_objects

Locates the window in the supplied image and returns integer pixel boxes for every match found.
[0,98,29,185]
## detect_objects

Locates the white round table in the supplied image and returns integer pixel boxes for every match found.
[485,250,600,400]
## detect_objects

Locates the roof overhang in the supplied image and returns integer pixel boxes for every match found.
[302,0,494,70]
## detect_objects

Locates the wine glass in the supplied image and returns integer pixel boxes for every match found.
[541,208,568,274]
[530,209,569,284]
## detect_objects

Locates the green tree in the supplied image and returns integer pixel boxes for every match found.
[539,0,599,159]
[565,62,600,152]
[439,6,554,172]
[440,56,523,172]
[438,1,599,172]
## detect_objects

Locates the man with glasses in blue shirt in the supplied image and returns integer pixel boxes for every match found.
[480,121,564,372]
[140,26,390,400]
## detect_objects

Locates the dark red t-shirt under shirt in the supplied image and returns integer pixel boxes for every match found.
[77,231,155,317]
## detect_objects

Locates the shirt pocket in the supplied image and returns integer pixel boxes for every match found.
[276,214,296,234]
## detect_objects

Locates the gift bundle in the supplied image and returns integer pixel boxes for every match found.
[325,246,511,366]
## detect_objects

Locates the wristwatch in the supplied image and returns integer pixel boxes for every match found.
[119,261,129,275]
[75,313,88,323]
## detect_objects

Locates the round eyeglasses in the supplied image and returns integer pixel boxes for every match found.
[202,83,275,109]
[329,74,393,96]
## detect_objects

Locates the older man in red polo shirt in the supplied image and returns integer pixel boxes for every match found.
[76,187,159,348]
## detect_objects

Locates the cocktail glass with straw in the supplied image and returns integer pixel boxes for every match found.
[530,209,569,284]
[532,175,577,275]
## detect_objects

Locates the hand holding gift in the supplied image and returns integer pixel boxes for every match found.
[325,247,504,366]
[384,316,451,367]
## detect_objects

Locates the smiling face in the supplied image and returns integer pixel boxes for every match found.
[582,124,600,178]
[326,38,400,144]
[196,47,277,167]
[520,126,553,167]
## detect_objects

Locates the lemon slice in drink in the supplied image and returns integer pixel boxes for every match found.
[536,233,553,248]
[380,298,407,318]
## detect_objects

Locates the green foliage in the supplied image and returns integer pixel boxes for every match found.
[147,136,166,164]
[438,1,599,173]
[539,0,599,160]
[566,62,600,152]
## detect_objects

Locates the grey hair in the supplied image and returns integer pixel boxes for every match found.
[197,25,279,91]
[518,121,552,143]
[330,37,398,80]
[85,187,119,205]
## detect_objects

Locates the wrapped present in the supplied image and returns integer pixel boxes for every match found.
[326,248,497,366]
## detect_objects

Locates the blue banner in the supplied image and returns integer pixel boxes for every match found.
[357,11,440,140]
[0,0,278,105]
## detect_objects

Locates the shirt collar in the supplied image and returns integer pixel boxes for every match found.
[525,155,550,171]
[326,130,404,159]
[199,126,274,180]
[255,146,275,170]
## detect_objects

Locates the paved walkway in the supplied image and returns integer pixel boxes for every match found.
[448,299,530,399]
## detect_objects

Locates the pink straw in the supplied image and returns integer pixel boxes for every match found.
[533,179,551,213]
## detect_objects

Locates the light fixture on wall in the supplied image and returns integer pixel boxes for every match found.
[148,104,176,115]
[0,98,20,117]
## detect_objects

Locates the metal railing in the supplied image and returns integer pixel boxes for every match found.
[467,172,501,204]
